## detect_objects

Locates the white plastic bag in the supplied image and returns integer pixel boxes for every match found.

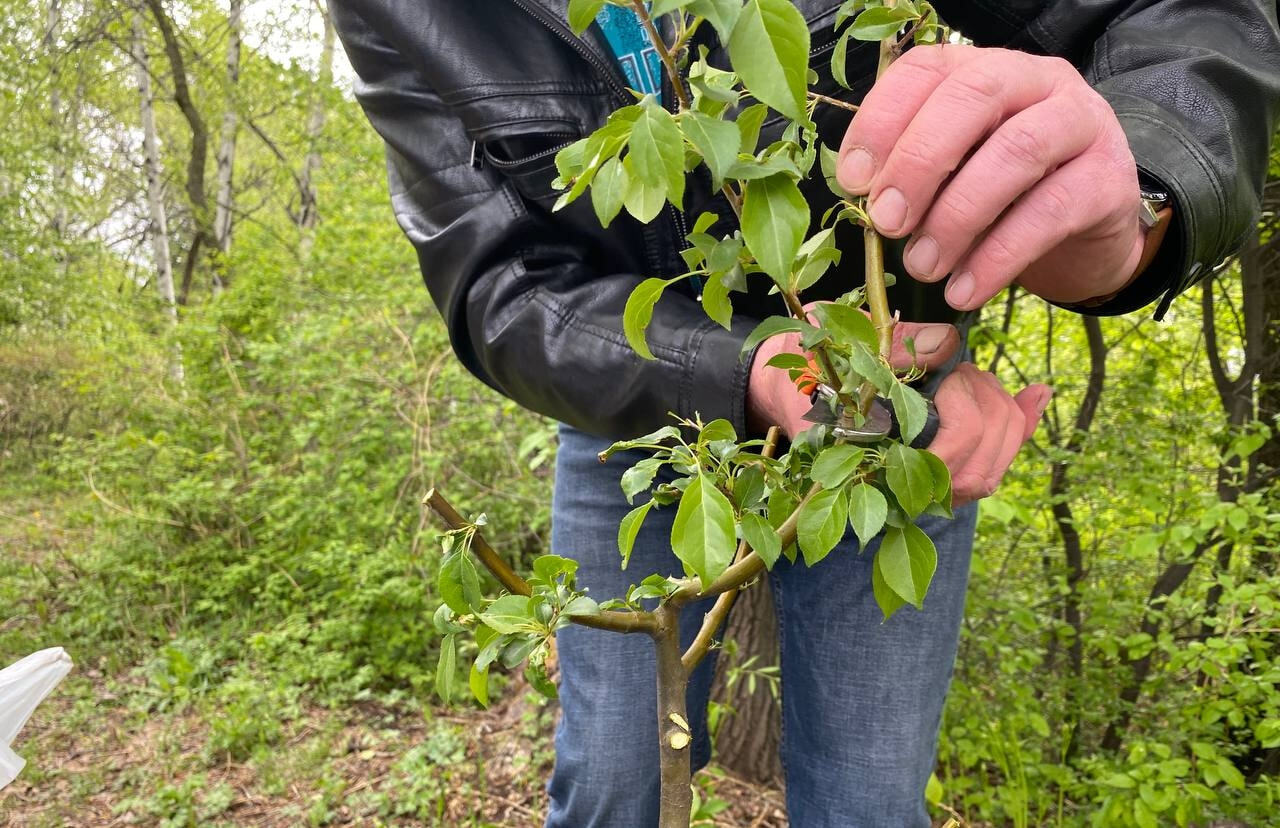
[0,647,73,790]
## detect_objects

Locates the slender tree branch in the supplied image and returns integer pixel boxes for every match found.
[808,91,859,113]
[424,488,657,635]
[682,428,780,671]
[629,0,690,110]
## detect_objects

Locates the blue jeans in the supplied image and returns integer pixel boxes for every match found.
[547,425,978,827]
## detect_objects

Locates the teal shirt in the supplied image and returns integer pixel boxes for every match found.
[595,4,664,103]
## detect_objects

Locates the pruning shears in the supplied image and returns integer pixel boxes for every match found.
[795,361,941,448]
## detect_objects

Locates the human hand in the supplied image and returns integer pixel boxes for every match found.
[746,312,961,440]
[837,44,1149,310]
[928,363,1049,505]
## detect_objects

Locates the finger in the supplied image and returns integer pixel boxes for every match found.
[1013,384,1051,442]
[887,322,960,372]
[923,365,982,476]
[943,156,1130,310]
[866,53,1077,238]
[949,366,1012,502]
[836,44,977,194]
[903,98,1100,282]
[983,377,1031,494]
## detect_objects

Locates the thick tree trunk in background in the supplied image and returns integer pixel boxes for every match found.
[297,2,334,261]
[132,13,183,383]
[212,0,242,293]
[710,581,783,786]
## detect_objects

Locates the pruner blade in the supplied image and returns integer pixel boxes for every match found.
[800,384,940,447]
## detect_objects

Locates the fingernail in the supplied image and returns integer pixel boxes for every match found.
[905,235,939,280]
[1036,388,1054,416]
[913,325,950,355]
[946,271,975,308]
[869,187,907,234]
[839,147,875,191]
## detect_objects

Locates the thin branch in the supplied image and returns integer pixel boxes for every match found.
[629,0,690,110]
[682,428,780,671]
[423,488,656,634]
[808,91,859,113]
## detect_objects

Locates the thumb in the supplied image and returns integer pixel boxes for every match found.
[889,322,961,372]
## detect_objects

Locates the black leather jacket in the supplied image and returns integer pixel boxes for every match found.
[332,0,1279,440]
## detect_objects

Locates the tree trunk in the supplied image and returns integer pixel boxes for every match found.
[211,0,241,293]
[145,0,209,306]
[710,580,784,786]
[297,2,335,261]
[132,13,183,383]
[44,0,66,236]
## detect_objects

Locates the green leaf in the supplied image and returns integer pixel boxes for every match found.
[925,772,944,806]
[481,594,535,635]
[651,0,695,14]
[701,267,734,328]
[872,551,907,619]
[700,418,737,444]
[764,352,809,371]
[623,277,670,360]
[562,595,600,617]
[630,98,686,209]
[733,464,766,510]
[591,155,629,228]
[618,500,654,568]
[621,456,665,503]
[671,474,737,587]
[688,0,742,43]
[921,449,952,515]
[436,633,457,702]
[797,487,848,566]
[438,548,482,615]
[816,303,877,350]
[526,660,559,700]
[735,103,770,155]
[567,0,607,34]
[532,554,578,584]
[468,662,489,707]
[848,5,915,41]
[877,523,937,608]
[728,0,811,121]
[623,156,668,222]
[831,29,855,89]
[792,228,842,292]
[741,173,809,284]
[740,315,803,355]
[847,343,895,394]
[740,511,782,569]
[846,482,888,549]
[884,443,934,519]
[681,111,741,190]
[819,143,848,198]
[889,380,928,444]
[811,444,865,488]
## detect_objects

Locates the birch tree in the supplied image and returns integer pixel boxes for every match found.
[212,0,242,292]
[131,11,183,382]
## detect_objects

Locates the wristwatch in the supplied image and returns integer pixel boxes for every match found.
[1139,186,1172,231]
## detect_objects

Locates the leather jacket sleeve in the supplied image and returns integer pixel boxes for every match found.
[330,3,754,440]
[1006,0,1280,318]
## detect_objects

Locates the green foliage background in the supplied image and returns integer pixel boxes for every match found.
[1,0,1277,825]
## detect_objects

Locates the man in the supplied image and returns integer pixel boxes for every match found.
[330,1,1279,824]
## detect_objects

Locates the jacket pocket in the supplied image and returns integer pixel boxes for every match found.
[482,131,581,207]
